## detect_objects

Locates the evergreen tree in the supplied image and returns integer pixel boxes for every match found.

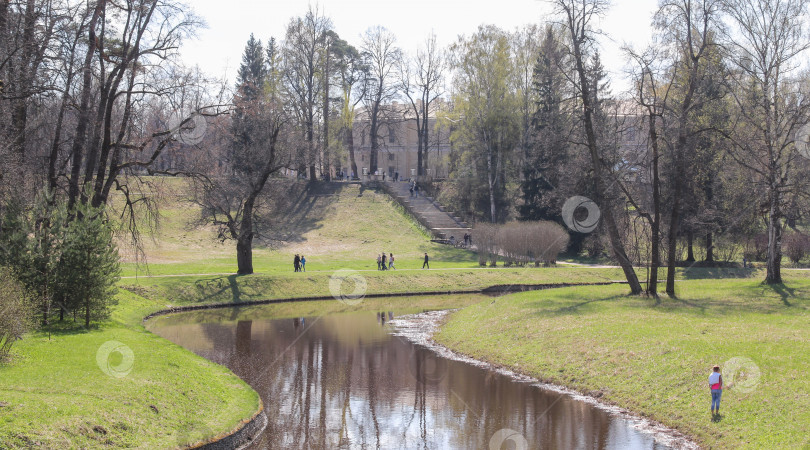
[236,34,267,102]
[520,27,568,223]
[58,199,120,328]
[232,35,267,174]
[0,190,66,325]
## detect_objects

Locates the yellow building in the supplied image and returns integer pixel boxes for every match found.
[351,101,452,180]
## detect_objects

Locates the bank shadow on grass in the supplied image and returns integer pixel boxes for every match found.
[679,266,757,280]
[527,294,629,317]
[170,274,271,306]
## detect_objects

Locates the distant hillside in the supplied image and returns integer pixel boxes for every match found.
[116,179,477,276]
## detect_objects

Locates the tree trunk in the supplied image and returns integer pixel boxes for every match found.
[705,232,714,263]
[236,200,255,275]
[566,16,642,295]
[686,232,695,262]
[765,188,783,284]
[237,235,254,275]
[344,127,357,176]
[346,125,358,178]
[665,201,681,296]
[68,0,106,208]
[487,146,497,222]
[41,295,49,326]
[370,106,379,174]
[322,51,331,181]
[648,114,661,297]
[417,120,424,177]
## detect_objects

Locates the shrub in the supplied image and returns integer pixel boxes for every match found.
[472,223,498,266]
[0,271,34,360]
[473,221,569,267]
[783,232,810,264]
[743,233,768,261]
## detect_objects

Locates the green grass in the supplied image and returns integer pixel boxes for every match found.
[0,290,259,448]
[435,272,810,449]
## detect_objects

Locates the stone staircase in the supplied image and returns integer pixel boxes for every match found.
[380,180,470,240]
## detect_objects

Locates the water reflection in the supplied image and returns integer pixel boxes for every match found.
[152,311,667,449]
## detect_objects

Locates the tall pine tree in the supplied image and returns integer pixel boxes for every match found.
[520,27,568,223]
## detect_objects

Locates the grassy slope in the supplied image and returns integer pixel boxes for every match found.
[118,180,481,277]
[0,290,259,448]
[120,180,627,305]
[435,271,810,449]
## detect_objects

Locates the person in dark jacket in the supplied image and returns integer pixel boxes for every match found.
[422,252,429,269]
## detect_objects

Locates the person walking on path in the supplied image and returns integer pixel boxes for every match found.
[300,255,306,272]
[294,254,301,272]
[409,184,414,197]
[422,252,429,269]
[709,365,723,416]
[389,253,395,270]
[381,253,388,270]
[414,183,419,198]
[377,254,382,270]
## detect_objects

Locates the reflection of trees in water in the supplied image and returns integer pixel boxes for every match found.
[157,314,654,449]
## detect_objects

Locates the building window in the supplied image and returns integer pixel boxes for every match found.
[361,154,365,162]
[388,125,396,144]
[388,154,395,161]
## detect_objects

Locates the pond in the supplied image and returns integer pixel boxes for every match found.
[148,300,673,449]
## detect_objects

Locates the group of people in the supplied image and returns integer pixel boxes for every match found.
[408,181,419,198]
[377,253,396,270]
[291,252,430,272]
[293,254,306,272]
[447,233,472,248]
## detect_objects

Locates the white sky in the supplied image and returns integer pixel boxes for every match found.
[180,0,660,93]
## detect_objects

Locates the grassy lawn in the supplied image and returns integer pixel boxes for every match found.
[435,271,810,449]
[0,290,260,448]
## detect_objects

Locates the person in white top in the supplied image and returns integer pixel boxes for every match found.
[709,365,723,416]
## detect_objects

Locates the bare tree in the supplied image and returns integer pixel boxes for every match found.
[550,0,643,294]
[361,26,401,175]
[722,0,810,284]
[625,49,666,296]
[399,32,445,177]
[190,68,291,274]
[333,38,367,179]
[283,6,333,181]
[624,0,724,296]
